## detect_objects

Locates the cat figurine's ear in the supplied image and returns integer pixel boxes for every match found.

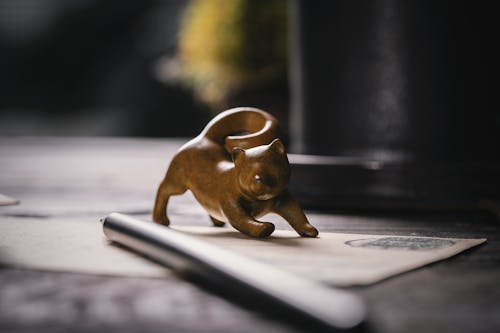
[269,139,286,154]
[232,147,245,162]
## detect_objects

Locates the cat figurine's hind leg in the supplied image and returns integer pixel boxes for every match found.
[153,158,188,226]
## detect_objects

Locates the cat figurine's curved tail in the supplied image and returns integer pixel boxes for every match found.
[201,107,281,154]
[153,107,318,238]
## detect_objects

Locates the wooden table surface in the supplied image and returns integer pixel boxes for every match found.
[1,137,499,333]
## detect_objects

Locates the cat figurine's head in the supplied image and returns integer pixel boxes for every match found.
[232,139,290,200]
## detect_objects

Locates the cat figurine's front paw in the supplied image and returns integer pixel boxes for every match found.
[298,224,319,237]
[254,222,275,238]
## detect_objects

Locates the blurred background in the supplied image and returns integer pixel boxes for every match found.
[0,0,495,143]
[0,0,497,211]
[0,0,289,137]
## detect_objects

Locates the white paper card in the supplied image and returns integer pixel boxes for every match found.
[0,217,485,286]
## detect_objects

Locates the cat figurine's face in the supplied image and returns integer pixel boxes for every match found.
[232,139,290,200]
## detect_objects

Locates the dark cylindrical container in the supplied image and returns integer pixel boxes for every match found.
[288,0,499,211]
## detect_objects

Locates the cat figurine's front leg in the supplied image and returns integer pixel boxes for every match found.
[273,191,318,237]
[222,200,275,238]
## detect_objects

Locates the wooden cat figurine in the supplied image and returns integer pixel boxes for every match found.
[153,107,318,238]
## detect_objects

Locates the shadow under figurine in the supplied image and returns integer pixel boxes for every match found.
[153,107,319,238]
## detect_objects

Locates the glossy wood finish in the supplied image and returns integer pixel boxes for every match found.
[153,108,318,238]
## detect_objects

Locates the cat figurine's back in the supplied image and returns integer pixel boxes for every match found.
[153,107,318,238]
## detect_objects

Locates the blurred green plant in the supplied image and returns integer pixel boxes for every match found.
[170,0,288,109]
